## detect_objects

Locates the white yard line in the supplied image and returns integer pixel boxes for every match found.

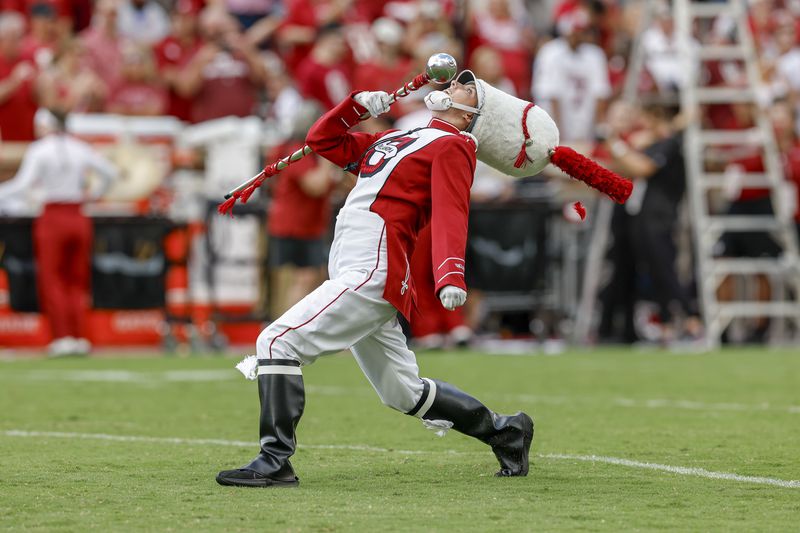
[543,453,800,489]
[3,429,798,489]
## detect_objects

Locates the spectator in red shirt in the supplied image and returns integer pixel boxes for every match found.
[267,102,336,316]
[466,0,534,99]
[295,23,350,110]
[181,6,266,123]
[154,0,203,122]
[38,38,106,112]
[353,17,413,119]
[0,11,38,141]
[276,0,354,75]
[402,0,455,54]
[20,3,63,69]
[106,44,167,116]
[469,44,517,96]
[79,0,126,95]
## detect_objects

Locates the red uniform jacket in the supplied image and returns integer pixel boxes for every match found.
[306,93,476,319]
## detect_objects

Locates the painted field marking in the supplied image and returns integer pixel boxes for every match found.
[3,430,798,489]
[543,453,800,489]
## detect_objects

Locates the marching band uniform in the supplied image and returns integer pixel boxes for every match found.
[216,88,534,488]
[217,67,632,488]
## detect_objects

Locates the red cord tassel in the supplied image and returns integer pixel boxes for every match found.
[238,183,258,204]
[216,164,277,216]
[392,73,430,101]
[550,146,633,204]
[513,103,535,169]
[573,201,586,220]
[217,195,238,216]
[514,142,528,168]
[411,73,428,88]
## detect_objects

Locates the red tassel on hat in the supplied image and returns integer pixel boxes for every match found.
[550,146,633,204]
[513,103,535,169]
[513,145,528,168]
[573,201,586,220]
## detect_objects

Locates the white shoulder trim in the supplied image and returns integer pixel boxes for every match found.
[459,131,478,150]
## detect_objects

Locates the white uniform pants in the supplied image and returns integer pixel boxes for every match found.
[256,208,426,414]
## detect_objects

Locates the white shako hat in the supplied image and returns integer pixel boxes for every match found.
[457,70,559,178]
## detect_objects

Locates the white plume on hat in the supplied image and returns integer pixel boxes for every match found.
[456,70,633,204]
[456,70,559,178]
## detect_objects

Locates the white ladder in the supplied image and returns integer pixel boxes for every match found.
[674,0,800,347]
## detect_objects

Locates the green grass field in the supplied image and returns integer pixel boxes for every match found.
[1,348,798,532]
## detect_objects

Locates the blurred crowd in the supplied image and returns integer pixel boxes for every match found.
[2,0,800,349]
[0,0,797,175]
[2,0,799,170]
[1,0,539,139]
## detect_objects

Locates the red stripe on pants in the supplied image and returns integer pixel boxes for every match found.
[33,203,92,339]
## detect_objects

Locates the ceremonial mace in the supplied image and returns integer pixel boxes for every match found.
[217,53,459,215]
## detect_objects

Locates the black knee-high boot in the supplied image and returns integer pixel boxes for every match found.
[216,360,305,487]
[408,379,534,477]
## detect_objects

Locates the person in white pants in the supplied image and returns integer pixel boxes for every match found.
[216,77,534,488]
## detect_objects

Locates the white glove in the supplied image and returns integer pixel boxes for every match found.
[354,91,392,118]
[439,285,467,311]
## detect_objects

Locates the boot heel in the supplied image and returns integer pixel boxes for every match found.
[494,413,534,477]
